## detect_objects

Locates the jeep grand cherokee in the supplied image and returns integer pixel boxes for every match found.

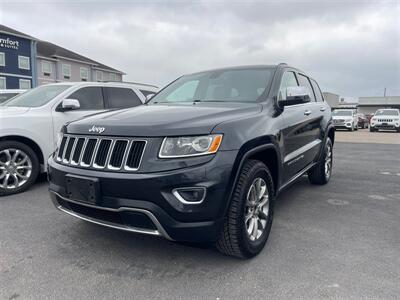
[48,64,335,258]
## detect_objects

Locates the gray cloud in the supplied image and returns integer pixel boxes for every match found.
[1,0,399,97]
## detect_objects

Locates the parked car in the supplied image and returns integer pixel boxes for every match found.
[356,113,369,129]
[0,89,26,104]
[332,109,358,131]
[0,82,158,196]
[48,64,334,258]
[370,109,400,132]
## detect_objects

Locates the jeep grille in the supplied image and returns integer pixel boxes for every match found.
[56,135,146,171]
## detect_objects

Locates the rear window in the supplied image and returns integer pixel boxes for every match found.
[106,87,142,109]
[310,79,324,102]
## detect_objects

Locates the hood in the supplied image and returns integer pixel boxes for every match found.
[0,106,30,116]
[67,102,262,137]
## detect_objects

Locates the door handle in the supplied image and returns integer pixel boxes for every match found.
[320,107,326,112]
[304,110,312,116]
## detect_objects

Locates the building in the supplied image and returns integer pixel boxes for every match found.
[358,96,400,115]
[0,26,37,89]
[0,24,124,90]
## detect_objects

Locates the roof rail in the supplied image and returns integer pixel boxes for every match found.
[120,81,158,88]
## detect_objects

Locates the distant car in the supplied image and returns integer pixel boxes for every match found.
[356,113,369,129]
[370,109,400,132]
[0,89,26,104]
[332,109,358,131]
[0,82,158,196]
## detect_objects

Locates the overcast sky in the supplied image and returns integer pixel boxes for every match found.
[1,0,399,97]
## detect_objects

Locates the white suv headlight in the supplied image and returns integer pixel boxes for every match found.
[159,134,223,158]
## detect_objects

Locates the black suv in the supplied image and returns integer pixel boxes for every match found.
[48,64,334,258]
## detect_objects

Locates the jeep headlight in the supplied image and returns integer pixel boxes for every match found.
[159,134,223,158]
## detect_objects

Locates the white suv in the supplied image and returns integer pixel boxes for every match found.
[370,109,400,132]
[332,109,358,131]
[0,82,157,195]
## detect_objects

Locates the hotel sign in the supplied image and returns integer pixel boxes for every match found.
[0,37,19,50]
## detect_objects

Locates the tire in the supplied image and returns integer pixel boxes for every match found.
[397,128,400,133]
[216,160,274,259]
[0,141,40,196]
[308,137,333,185]
[369,127,374,132]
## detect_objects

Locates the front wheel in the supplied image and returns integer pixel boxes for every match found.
[0,141,39,196]
[308,138,333,185]
[216,160,274,259]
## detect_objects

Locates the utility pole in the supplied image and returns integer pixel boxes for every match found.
[384,87,386,97]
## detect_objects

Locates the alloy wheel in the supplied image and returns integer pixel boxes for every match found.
[0,149,32,190]
[324,144,332,179]
[244,177,269,241]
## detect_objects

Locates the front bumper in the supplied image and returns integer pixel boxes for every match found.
[370,122,399,130]
[48,150,238,243]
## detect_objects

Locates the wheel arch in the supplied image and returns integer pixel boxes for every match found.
[0,135,45,172]
[221,139,282,218]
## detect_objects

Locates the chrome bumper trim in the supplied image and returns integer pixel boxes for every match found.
[50,191,173,241]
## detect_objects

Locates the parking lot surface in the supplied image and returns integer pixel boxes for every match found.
[335,128,400,144]
[1,142,399,299]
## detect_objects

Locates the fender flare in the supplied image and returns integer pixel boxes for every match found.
[220,141,281,217]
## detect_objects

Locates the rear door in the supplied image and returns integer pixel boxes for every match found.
[280,71,321,181]
[104,87,144,109]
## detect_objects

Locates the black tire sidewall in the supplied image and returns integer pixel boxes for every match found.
[0,141,40,196]
[238,163,274,257]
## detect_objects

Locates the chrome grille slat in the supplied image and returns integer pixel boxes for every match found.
[57,135,146,172]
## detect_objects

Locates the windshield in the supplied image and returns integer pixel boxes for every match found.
[0,93,19,104]
[149,68,274,104]
[375,110,399,116]
[4,85,71,108]
[333,110,353,116]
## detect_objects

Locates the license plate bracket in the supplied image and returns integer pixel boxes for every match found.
[65,174,100,204]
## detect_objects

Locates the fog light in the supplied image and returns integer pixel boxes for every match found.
[172,187,206,204]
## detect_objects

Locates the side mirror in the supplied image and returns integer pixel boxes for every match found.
[61,99,80,110]
[279,86,311,106]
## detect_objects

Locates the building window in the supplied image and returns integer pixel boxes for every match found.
[18,56,30,70]
[62,64,71,79]
[96,70,103,81]
[0,77,6,89]
[19,79,31,89]
[80,67,89,81]
[42,61,52,75]
[109,73,116,81]
[0,53,5,66]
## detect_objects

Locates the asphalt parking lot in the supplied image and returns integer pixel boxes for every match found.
[1,140,400,299]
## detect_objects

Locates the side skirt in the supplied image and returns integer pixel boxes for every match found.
[277,162,317,195]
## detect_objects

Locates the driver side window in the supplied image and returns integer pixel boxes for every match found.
[279,71,298,100]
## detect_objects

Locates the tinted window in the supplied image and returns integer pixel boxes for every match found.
[149,68,274,104]
[297,74,316,102]
[69,87,104,110]
[279,71,298,100]
[106,87,142,109]
[310,79,324,102]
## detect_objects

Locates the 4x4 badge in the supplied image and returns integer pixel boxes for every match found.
[89,125,105,134]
